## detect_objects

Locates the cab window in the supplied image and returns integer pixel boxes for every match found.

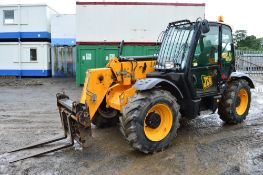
[221,26,233,62]
[193,26,219,67]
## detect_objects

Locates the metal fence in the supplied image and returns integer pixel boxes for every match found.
[235,50,263,76]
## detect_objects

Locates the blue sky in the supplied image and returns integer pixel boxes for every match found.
[0,0,262,37]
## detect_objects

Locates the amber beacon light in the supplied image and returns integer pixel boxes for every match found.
[218,16,224,22]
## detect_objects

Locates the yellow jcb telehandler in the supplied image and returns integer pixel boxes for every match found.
[8,19,254,162]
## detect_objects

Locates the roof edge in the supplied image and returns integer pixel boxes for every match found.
[0,4,58,13]
[76,41,160,46]
[76,2,205,7]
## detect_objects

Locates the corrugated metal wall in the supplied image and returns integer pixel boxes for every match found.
[51,46,76,77]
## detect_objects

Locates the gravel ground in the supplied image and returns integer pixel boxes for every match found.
[0,77,262,175]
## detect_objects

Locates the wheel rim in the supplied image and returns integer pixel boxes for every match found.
[144,103,173,142]
[235,88,248,116]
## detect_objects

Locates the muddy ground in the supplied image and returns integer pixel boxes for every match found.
[0,77,262,175]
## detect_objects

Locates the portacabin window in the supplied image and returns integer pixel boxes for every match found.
[3,10,14,24]
[30,48,37,61]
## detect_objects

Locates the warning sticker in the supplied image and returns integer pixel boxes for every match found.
[201,75,213,90]
[82,53,92,60]
[106,54,116,61]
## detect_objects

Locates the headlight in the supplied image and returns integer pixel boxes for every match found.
[165,61,175,69]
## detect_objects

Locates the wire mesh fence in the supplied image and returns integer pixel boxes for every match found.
[235,50,263,76]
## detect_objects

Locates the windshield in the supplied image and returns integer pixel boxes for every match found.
[156,23,194,70]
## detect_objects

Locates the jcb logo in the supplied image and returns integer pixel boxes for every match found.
[201,75,213,90]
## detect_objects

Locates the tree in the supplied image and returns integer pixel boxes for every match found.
[238,35,261,50]
[233,30,247,46]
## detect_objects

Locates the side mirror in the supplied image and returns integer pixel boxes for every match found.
[201,20,210,34]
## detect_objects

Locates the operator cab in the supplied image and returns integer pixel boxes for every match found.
[152,19,235,96]
[148,19,235,118]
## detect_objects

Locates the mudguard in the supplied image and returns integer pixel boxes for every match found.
[230,72,255,88]
[133,78,184,98]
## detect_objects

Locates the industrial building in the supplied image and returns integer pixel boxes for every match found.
[0,4,56,76]
[75,1,205,85]
[0,2,205,81]
[51,14,76,77]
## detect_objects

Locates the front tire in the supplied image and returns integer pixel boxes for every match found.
[92,101,119,128]
[120,89,181,153]
[218,80,251,124]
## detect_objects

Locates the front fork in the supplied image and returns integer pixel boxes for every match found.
[57,93,92,147]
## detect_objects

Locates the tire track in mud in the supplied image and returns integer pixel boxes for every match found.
[192,116,263,174]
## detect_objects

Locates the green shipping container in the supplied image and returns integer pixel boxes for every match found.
[76,44,159,85]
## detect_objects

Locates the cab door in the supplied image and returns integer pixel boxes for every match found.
[190,25,220,96]
[220,25,235,79]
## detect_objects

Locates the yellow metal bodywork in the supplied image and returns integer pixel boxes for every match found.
[106,84,136,111]
[80,68,113,118]
[80,58,156,120]
[107,58,156,85]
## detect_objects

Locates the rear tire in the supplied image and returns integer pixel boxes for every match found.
[218,80,251,124]
[120,89,181,153]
